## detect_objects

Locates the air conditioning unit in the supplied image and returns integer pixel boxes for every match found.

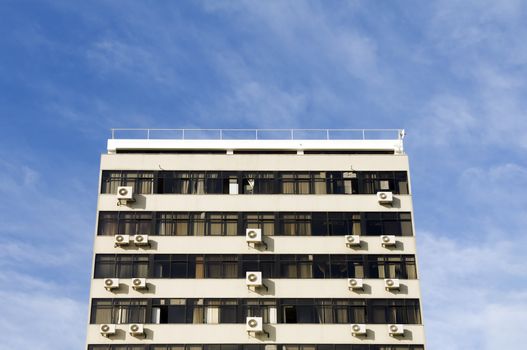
[246,228,262,244]
[246,317,263,333]
[104,278,120,291]
[131,278,148,290]
[129,323,145,336]
[99,323,116,337]
[381,235,396,247]
[347,278,364,290]
[377,191,393,204]
[114,234,130,246]
[388,324,405,336]
[133,234,150,246]
[384,278,400,291]
[246,272,263,287]
[117,186,135,202]
[345,235,361,247]
[351,323,367,336]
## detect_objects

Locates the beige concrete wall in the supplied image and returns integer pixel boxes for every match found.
[94,236,416,254]
[101,153,409,171]
[87,324,425,344]
[98,194,413,212]
[90,278,421,299]
[87,150,425,347]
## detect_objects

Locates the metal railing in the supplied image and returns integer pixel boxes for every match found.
[110,128,405,141]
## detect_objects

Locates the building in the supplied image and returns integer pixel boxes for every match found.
[86,128,426,350]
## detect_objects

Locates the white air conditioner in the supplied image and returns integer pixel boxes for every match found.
[114,234,130,246]
[388,324,405,336]
[100,323,116,337]
[347,278,364,290]
[381,235,396,247]
[246,228,262,244]
[133,234,150,246]
[384,278,400,291]
[345,235,361,247]
[377,191,393,204]
[246,317,263,333]
[104,278,120,291]
[351,323,367,336]
[129,323,145,336]
[117,186,135,202]
[246,272,263,287]
[131,278,148,290]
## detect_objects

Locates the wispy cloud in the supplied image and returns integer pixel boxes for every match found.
[419,231,527,350]
[0,270,86,349]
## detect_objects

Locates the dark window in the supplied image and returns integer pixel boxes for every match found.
[90,299,147,324]
[363,212,412,236]
[97,212,153,236]
[94,255,149,278]
[94,254,417,279]
[98,211,412,237]
[357,171,408,194]
[101,170,409,196]
[101,171,153,194]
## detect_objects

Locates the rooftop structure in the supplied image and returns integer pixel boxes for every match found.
[108,128,406,154]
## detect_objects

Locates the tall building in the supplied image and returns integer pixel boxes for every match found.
[86,129,425,350]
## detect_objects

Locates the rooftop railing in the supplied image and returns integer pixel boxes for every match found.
[110,128,405,141]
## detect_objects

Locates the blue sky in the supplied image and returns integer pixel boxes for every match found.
[1,1,526,349]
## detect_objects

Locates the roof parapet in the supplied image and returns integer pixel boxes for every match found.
[107,129,405,154]
[110,128,405,141]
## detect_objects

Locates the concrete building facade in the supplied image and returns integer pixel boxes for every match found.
[86,129,425,350]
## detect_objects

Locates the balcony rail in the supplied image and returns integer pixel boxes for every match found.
[110,129,405,141]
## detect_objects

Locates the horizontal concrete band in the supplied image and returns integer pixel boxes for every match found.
[90,278,421,299]
[101,153,409,171]
[94,236,416,254]
[98,195,413,212]
[87,323,425,344]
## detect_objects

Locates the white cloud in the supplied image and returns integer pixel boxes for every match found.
[0,156,90,349]
[411,0,527,151]
[0,153,93,298]
[0,271,86,349]
[86,38,178,85]
[418,231,527,350]
[411,94,477,147]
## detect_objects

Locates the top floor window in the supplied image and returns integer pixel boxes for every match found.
[100,171,408,195]
[101,171,154,194]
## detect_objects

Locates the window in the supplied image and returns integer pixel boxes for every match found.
[281,214,312,236]
[97,212,153,236]
[156,213,189,236]
[153,299,187,324]
[363,212,413,236]
[94,254,417,279]
[358,171,408,194]
[206,255,238,278]
[98,211,413,237]
[244,213,275,236]
[209,213,238,236]
[101,171,153,194]
[94,255,148,278]
[90,299,147,324]
[101,170,409,195]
